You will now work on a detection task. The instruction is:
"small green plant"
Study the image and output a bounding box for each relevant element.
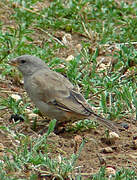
[0,120,85,179]
[0,96,29,120]
[67,119,97,132]
[0,0,136,178]
[92,167,137,180]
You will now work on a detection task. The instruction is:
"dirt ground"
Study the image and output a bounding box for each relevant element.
[0,0,137,179]
[0,74,137,179]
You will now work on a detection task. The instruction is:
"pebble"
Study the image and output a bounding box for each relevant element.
[75,44,82,52]
[11,94,22,101]
[100,147,113,153]
[109,132,119,139]
[106,166,116,176]
[64,33,72,41]
[120,122,129,129]
[62,33,72,45]
[66,55,74,61]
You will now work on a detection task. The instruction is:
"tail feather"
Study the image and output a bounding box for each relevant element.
[90,112,119,133]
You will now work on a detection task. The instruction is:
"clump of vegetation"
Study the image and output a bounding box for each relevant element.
[0,0,136,179]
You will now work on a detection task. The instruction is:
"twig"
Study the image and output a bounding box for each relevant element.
[81,21,92,40]
[89,88,106,98]
[13,3,44,17]
[96,57,105,68]
[103,42,137,49]
[0,90,20,93]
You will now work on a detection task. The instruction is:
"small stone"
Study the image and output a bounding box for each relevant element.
[28,113,38,119]
[109,132,120,139]
[101,147,113,153]
[106,166,116,176]
[20,80,24,85]
[64,33,72,41]
[11,94,22,101]
[62,33,72,45]
[101,132,119,145]
[120,122,129,129]
[75,44,82,52]
[66,55,74,61]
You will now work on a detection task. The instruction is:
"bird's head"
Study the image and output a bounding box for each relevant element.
[9,55,48,76]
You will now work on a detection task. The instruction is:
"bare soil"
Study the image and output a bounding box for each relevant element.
[0,71,137,179]
[0,0,137,179]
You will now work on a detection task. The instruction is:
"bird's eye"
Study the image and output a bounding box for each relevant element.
[21,60,26,64]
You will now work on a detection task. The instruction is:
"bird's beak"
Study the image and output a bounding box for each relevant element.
[8,59,18,66]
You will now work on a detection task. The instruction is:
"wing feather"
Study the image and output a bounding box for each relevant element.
[31,69,92,116]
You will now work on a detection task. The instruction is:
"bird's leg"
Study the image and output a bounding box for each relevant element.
[54,121,66,134]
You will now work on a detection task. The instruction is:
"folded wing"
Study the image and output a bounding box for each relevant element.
[32,69,92,116]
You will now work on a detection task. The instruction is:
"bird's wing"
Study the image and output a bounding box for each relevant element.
[31,69,92,116]
[31,69,119,133]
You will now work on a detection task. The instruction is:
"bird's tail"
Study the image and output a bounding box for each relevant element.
[90,112,119,134]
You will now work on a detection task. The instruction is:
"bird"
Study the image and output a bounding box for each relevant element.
[9,55,119,134]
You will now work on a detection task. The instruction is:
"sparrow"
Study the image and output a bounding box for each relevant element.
[10,55,119,133]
